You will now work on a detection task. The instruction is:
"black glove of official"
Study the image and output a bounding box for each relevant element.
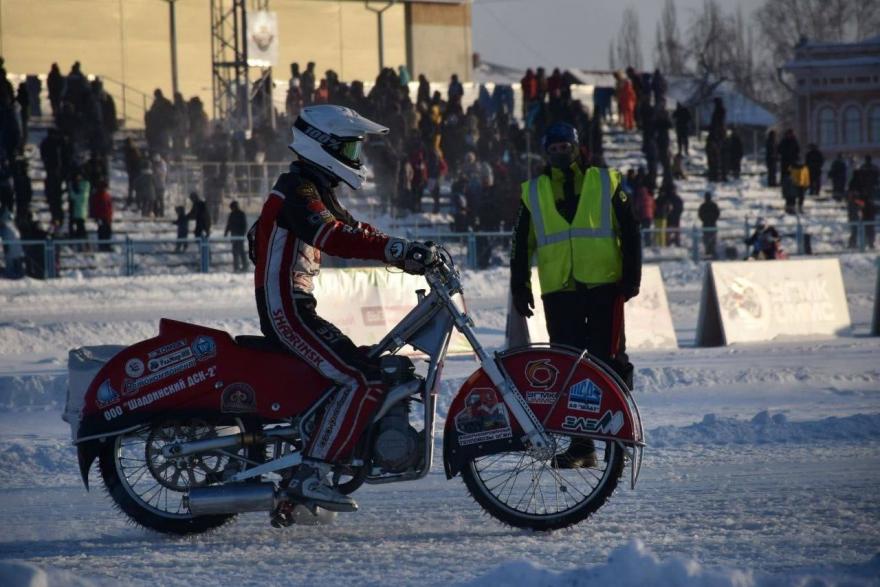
[512,288,534,318]
[385,238,438,275]
[618,282,639,301]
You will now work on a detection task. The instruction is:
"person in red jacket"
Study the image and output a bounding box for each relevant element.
[634,176,655,247]
[252,105,437,513]
[91,180,113,251]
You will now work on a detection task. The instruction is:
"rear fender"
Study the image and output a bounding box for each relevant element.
[68,320,234,444]
[77,440,103,490]
[443,345,645,487]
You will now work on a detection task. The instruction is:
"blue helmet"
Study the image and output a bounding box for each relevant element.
[542,122,578,152]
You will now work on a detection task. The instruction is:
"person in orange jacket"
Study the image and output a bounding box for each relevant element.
[618,79,636,131]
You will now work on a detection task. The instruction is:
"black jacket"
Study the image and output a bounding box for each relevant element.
[225,209,247,236]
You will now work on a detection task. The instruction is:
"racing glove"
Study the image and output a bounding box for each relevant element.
[512,287,534,318]
[385,238,439,275]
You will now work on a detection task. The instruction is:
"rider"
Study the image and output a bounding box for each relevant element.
[251,105,437,512]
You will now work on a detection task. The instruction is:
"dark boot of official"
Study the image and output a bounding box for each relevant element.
[552,437,598,469]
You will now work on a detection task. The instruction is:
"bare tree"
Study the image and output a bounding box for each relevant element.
[615,6,643,70]
[654,0,686,75]
[755,0,880,65]
[752,0,880,115]
[731,6,756,97]
[685,0,736,102]
[609,39,617,71]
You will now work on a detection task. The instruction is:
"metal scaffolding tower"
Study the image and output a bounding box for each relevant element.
[210,0,251,129]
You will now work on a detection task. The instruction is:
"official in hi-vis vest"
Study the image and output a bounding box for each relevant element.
[510,122,642,467]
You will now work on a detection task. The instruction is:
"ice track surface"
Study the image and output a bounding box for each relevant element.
[1,262,879,587]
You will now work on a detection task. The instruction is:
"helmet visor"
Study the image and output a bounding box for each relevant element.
[338,139,363,165]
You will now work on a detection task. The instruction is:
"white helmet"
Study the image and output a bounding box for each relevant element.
[289,105,389,189]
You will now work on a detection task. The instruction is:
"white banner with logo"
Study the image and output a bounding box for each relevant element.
[247,11,278,67]
[312,268,472,354]
[696,259,851,346]
[505,265,678,351]
[872,259,880,337]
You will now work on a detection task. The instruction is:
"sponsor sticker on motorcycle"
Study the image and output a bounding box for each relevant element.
[567,378,602,413]
[124,366,218,411]
[524,359,559,390]
[95,379,120,408]
[123,357,198,395]
[526,391,557,405]
[148,346,194,373]
[220,383,257,413]
[191,336,217,361]
[454,388,512,446]
[125,358,145,378]
[147,339,187,359]
[561,410,625,435]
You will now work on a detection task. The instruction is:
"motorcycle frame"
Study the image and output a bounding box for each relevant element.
[357,257,553,484]
[223,257,553,485]
[164,256,621,489]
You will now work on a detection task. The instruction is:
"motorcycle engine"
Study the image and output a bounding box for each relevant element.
[373,402,421,473]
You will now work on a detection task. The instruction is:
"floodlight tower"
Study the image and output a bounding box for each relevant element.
[210,0,251,131]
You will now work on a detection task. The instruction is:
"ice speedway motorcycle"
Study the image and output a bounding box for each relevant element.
[64,247,644,534]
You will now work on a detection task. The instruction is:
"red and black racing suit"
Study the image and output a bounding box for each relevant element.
[253,161,390,463]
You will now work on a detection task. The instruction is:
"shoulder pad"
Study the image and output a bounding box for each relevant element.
[274,172,321,201]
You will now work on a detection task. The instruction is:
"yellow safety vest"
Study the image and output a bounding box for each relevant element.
[521,167,622,294]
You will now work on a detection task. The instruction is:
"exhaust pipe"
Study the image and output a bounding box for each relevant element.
[186,483,280,515]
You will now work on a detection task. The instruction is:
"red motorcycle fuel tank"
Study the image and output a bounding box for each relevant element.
[75,319,329,443]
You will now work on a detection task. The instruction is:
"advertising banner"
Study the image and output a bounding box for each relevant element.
[247,11,278,67]
[696,259,851,346]
[313,268,472,354]
[873,259,879,337]
[505,265,678,350]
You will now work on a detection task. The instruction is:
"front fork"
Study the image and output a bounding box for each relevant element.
[436,282,556,458]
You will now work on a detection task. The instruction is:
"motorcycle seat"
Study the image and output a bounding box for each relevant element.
[234,335,289,354]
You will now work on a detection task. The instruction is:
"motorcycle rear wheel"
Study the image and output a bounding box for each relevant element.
[460,435,624,531]
[98,418,255,535]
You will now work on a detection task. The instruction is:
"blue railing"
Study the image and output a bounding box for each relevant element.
[1,221,877,279]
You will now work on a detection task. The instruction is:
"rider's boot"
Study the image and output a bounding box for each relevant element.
[287,462,358,513]
[552,438,598,469]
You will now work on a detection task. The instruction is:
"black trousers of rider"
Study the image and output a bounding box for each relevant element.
[542,284,633,389]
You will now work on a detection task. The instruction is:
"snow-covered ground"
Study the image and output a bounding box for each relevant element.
[1,253,879,586]
[3,116,878,585]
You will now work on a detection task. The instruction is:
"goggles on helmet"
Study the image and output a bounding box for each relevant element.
[294,116,364,169]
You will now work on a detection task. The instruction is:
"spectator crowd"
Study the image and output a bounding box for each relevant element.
[1,54,878,278]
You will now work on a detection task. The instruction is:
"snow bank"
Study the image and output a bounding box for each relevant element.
[460,539,880,587]
[460,540,754,587]
[0,561,101,587]
[636,363,880,393]
[649,411,880,447]
[0,437,81,488]
[0,373,68,410]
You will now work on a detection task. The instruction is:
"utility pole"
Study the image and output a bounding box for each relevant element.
[164,0,180,97]
[365,1,394,71]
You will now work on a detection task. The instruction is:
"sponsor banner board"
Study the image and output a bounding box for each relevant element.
[312,268,472,355]
[506,265,678,350]
[873,258,880,337]
[696,258,851,346]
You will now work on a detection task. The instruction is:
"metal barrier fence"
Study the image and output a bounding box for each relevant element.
[1,222,877,279]
[167,162,291,213]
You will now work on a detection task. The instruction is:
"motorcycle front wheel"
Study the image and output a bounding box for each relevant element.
[460,435,624,531]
